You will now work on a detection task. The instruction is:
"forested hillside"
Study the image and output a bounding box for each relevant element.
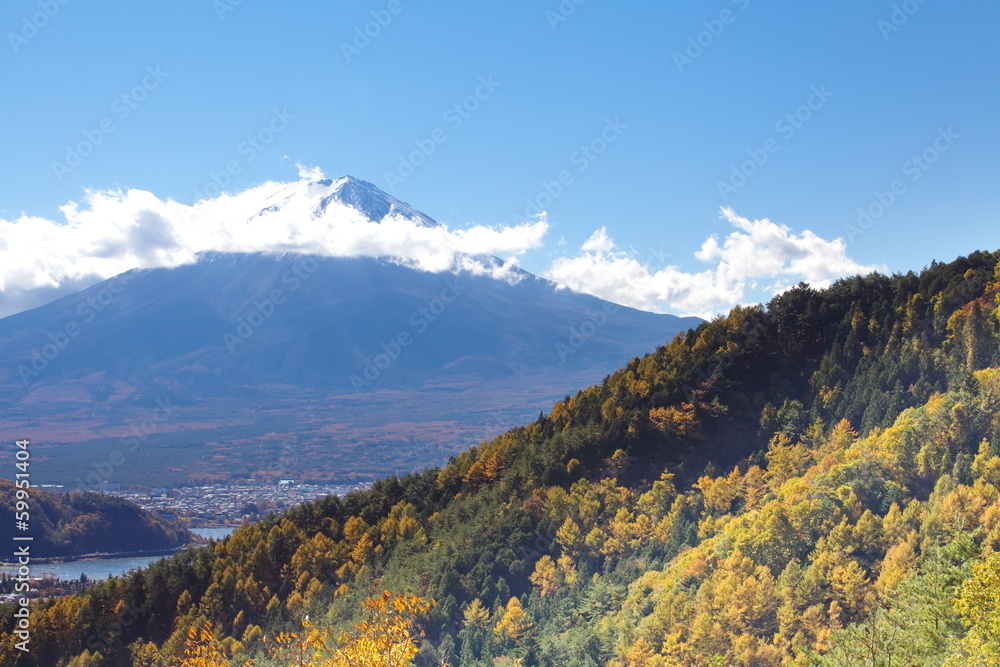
[3,250,999,666]
[0,481,195,559]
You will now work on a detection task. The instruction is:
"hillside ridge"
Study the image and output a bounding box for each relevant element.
[3,250,999,666]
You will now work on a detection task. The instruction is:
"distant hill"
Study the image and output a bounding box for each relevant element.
[0,480,195,559]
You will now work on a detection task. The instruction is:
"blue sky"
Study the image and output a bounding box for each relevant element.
[1,0,998,317]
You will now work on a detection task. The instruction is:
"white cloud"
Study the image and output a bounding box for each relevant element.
[296,162,325,180]
[546,208,882,319]
[0,170,548,318]
[581,227,615,253]
[0,171,882,322]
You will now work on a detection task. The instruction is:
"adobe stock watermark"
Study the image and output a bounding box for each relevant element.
[646,244,673,272]
[384,75,502,192]
[844,127,958,244]
[10,439,31,653]
[223,255,318,352]
[214,0,247,21]
[193,107,295,200]
[673,0,753,74]
[16,272,139,386]
[7,0,73,54]
[341,0,408,63]
[546,0,588,30]
[716,85,834,201]
[556,302,619,363]
[510,117,627,225]
[75,398,176,493]
[51,66,169,183]
[350,277,465,392]
[878,0,932,40]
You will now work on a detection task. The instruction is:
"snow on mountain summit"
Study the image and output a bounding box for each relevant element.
[253,175,437,228]
[318,176,438,228]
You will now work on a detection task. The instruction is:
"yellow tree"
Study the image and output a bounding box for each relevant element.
[556,516,583,553]
[177,623,249,667]
[529,555,561,597]
[949,553,1000,665]
[276,590,434,667]
[494,597,534,643]
[621,636,663,667]
[177,591,433,667]
[764,433,811,489]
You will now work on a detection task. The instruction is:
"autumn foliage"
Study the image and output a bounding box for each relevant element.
[177,591,432,667]
[4,251,1000,666]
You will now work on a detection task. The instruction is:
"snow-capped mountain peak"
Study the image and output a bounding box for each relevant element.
[253,175,437,228]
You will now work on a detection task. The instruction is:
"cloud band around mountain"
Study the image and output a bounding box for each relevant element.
[0,170,879,320]
[0,170,548,318]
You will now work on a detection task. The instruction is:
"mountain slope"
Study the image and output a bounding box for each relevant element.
[0,253,693,394]
[0,179,700,487]
[6,250,999,666]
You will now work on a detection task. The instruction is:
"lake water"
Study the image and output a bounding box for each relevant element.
[1,527,236,581]
[6,554,170,581]
[191,527,236,541]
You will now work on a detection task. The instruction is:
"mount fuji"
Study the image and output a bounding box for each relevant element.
[0,177,701,488]
[252,175,439,228]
